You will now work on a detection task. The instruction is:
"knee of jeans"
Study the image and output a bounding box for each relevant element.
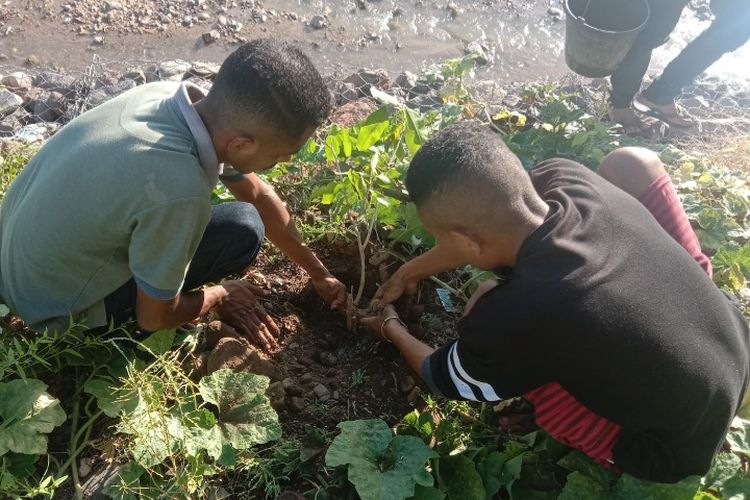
[233,203,265,260]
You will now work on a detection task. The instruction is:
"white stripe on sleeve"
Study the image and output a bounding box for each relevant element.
[446,343,481,401]
[450,343,502,402]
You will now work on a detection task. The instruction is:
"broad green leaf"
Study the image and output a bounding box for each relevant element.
[478,451,507,499]
[559,471,610,500]
[722,475,750,499]
[498,453,524,492]
[0,379,66,456]
[138,329,176,355]
[404,108,425,155]
[410,484,445,500]
[0,304,9,317]
[84,377,137,418]
[123,402,176,467]
[557,450,615,486]
[703,452,742,489]
[326,419,393,469]
[5,452,38,479]
[727,419,750,457]
[439,454,486,500]
[356,121,390,151]
[181,409,223,460]
[0,378,47,422]
[326,419,437,500]
[613,473,701,500]
[198,369,281,450]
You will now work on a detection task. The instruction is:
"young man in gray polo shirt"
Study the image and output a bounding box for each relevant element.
[0,39,345,350]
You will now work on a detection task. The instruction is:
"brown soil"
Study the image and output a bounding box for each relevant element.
[243,242,455,436]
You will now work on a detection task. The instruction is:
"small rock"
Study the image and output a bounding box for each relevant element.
[547,6,564,21]
[204,320,244,350]
[392,6,404,17]
[182,15,193,26]
[104,0,123,11]
[158,60,191,80]
[332,390,340,400]
[78,458,91,478]
[289,396,305,412]
[202,30,221,44]
[206,338,282,380]
[2,71,33,89]
[217,15,228,26]
[93,35,104,45]
[317,351,337,367]
[447,2,463,17]
[309,15,327,29]
[395,70,417,89]
[283,379,304,397]
[0,90,23,117]
[25,54,41,67]
[343,69,393,95]
[300,373,315,385]
[400,375,415,393]
[121,70,146,85]
[267,381,286,410]
[313,383,331,401]
[464,41,489,65]
[197,12,210,21]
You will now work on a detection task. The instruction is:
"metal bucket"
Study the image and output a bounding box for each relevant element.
[564,0,651,78]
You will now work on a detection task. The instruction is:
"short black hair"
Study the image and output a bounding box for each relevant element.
[207,39,332,139]
[406,121,527,209]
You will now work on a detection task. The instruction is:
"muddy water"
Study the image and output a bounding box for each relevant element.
[1,0,748,84]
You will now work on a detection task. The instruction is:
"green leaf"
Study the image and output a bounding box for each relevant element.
[559,471,610,500]
[410,484,445,500]
[326,419,437,500]
[84,377,137,418]
[439,454,486,500]
[498,454,524,492]
[703,452,742,490]
[722,475,750,499]
[138,329,176,355]
[181,409,223,460]
[557,450,615,486]
[5,453,38,479]
[478,451,507,499]
[727,419,750,457]
[612,474,701,500]
[356,121,390,151]
[198,369,281,450]
[0,304,9,317]
[0,379,66,456]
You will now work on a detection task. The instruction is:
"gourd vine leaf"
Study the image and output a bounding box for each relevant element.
[0,379,66,456]
[198,369,281,450]
[326,419,437,500]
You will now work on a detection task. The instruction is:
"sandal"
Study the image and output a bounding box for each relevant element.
[608,107,667,138]
[633,95,695,128]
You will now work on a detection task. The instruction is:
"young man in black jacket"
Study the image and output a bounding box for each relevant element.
[362,122,749,482]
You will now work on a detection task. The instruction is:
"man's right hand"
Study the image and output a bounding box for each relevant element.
[371,263,420,310]
[212,280,280,351]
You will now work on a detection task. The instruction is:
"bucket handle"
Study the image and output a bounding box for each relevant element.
[578,0,592,21]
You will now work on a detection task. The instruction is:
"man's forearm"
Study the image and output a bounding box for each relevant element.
[383,321,435,377]
[136,285,228,331]
[227,176,330,279]
[402,244,467,282]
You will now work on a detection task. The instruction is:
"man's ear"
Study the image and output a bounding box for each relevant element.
[449,227,483,261]
[226,136,260,157]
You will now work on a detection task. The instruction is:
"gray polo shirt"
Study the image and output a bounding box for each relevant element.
[0,81,241,332]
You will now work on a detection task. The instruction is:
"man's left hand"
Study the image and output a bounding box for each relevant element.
[312,274,347,311]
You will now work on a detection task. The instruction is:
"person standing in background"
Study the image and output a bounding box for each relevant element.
[608,0,750,133]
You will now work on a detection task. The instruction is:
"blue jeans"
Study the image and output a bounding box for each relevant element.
[102,202,264,329]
